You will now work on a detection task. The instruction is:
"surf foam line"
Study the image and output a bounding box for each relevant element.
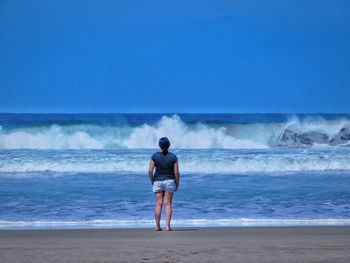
[1,149,350,174]
[0,115,350,149]
[1,218,350,229]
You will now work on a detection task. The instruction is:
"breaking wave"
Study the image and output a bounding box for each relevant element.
[0,115,349,149]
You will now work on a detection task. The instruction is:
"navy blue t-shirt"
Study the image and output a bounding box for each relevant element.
[151,151,178,181]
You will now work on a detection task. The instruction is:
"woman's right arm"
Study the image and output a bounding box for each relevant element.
[174,161,180,190]
[148,160,155,185]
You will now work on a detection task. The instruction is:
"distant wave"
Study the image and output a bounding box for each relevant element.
[0,115,350,149]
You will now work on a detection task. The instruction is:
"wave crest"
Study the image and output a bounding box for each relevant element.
[122,115,266,149]
[0,115,349,149]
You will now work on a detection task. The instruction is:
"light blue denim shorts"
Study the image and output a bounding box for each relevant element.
[152,179,177,193]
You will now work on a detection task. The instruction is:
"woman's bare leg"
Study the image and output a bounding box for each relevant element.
[155,191,164,231]
[164,192,173,231]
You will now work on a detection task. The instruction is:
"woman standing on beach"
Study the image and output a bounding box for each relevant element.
[148,137,180,231]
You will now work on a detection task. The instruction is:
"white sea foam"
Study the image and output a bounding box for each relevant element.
[121,115,268,149]
[0,125,105,149]
[1,218,349,229]
[1,149,350,174]
[0,115,349,149]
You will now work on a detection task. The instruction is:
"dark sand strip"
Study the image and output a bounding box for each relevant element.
[0,227,350,263]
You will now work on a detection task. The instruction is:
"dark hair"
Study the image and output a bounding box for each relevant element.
[159,137,170,155]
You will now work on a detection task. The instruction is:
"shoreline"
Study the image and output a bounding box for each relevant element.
[1,218,350,230]
[1,226,350,262]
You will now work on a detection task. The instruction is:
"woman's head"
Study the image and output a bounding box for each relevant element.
[159,137,170,154]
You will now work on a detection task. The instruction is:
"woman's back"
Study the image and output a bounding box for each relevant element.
[151,151,178,181]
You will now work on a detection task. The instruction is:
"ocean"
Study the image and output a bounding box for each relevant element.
[1,113,350,229]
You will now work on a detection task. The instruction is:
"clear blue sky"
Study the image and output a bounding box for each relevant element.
[1,0,349,113]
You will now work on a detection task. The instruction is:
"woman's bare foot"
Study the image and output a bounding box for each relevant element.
[155,226,162,231]
[165,226,172,231]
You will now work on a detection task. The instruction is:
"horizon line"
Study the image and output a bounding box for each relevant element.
[0,112,349,115]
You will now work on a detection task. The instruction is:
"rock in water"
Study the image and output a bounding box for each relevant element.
[330,127,350,146]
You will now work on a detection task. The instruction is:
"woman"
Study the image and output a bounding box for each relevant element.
[148,137,180,231]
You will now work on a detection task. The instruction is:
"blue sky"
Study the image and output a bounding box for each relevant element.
[1,0,349,113]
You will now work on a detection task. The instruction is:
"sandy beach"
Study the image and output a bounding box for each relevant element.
[0,226,349,263]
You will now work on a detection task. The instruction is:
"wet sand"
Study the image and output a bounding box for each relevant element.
[0,226,349,262]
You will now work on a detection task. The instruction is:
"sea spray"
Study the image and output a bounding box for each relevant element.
[0,114,350,149]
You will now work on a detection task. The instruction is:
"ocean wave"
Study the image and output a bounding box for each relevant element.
[0,115,350,149]
[1,149,350,174]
